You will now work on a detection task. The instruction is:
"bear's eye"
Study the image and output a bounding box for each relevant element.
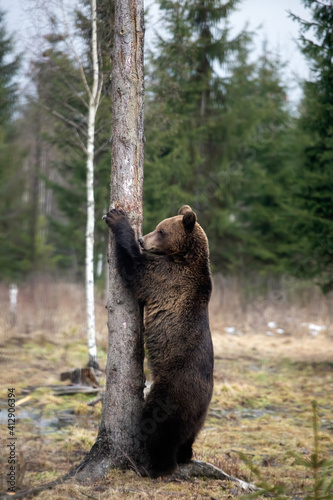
[158,230,165,237]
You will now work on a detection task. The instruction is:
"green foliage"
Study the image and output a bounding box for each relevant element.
[287,402,333,500]
[144,0,296,277]
[25,4,113,277]
[144,0,252,228]
[1,0,332,289]
[0,2,114,281]
[232,53,299,275]
[0,10,20,126]
[0,9,28,281]
[240,401,333,500]
[289,1,333,292]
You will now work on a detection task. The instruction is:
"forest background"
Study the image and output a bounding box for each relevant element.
[0,2,332,497]
[0,0,332,298]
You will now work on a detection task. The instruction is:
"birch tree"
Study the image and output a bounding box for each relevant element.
[51,0,103,368]
[30,0,104,368]
[84,0,103,369]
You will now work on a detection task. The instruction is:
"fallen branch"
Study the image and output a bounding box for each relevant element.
[21,384,101,396]
[53,385,101,396]
[87,392,104,406]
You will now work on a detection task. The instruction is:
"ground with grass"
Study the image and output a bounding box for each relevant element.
[0,278,332,499]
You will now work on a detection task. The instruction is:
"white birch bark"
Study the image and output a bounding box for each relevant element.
[85,0,102,369]
[9,284,18,327]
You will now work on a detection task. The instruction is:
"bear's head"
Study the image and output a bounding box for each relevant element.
[139,205,209,258]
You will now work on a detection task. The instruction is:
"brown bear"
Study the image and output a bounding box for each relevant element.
[104,205,214,477]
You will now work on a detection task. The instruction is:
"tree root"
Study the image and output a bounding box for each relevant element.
[173,460,257,492]
[0,459,257,498]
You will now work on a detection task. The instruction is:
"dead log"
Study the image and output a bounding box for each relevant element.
[52,384,101,396]
[60,367,100,387]
[21,384,101,396]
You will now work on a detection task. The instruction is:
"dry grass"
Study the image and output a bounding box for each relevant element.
[210,274,333,339]
[0,276,332,499]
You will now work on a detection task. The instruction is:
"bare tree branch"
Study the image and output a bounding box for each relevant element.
[62,102,87,124]
[40,103,88,153]
[95,139,111,156]
[56,70,89,110]
[59,0,92,99]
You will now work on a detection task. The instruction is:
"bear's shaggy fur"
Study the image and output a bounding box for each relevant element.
[104,205,214,477]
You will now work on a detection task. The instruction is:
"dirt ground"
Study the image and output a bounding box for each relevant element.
[0,280,332,499]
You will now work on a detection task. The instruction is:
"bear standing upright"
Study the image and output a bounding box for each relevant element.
[104,205,214,477]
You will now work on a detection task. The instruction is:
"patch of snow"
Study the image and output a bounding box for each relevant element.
[277,328,285,334]
[224,327,236,334]
[267,321,277,329]
[224,326,244,336]
[265,331,274,336]
[308,323,326,332]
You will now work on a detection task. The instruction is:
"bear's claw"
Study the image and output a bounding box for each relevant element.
[103,208,127,229]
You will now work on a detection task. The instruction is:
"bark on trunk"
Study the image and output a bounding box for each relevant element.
[74,0,145,480]
[31,108,42,270]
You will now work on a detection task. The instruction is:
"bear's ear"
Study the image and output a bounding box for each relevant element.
[182,210,197,233]
[178,205,193,216]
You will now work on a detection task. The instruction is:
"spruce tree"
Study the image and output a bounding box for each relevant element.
[233,50,297,276]
[144,0,294,276]
[290,0,333,292]
[144,0,252,238]
[0,10,26,280]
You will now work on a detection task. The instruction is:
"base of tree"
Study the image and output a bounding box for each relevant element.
[5,459,257,498]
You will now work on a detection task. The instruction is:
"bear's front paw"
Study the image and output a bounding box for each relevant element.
[102,208,127,230]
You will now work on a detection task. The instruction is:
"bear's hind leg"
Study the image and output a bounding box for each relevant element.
[142,401,181,477]
[144,419,180,477]
[147,435,178,478]
[176,437,194,464]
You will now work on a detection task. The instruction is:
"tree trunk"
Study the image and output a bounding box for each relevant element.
[31,107,42,271]
[85,0,101,369]
[9,283,18,327]
[85,99,97,368]
[74,0,145,480]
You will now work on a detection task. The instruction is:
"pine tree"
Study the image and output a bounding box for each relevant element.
[290,0,333,292]
[0,10,26,281]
